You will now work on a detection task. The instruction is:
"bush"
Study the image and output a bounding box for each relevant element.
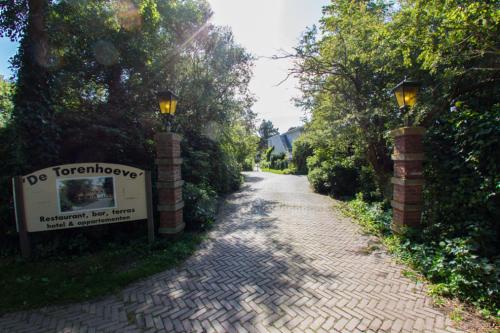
[242,157,254,171]
[268,152,288,170]
[181,132,242,194]
[307,155,360,198]
[344,195,500,314]
[259,160,270,169]
[264,146,274,162]
[423,103,499,255]
[400,237,500,311]
[0,124,19,254]
[291,136,313,174]
[183,182,217,231]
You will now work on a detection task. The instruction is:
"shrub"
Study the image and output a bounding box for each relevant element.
[242,157,254,171]
[283,166,297,175]
[264,146,274,162]
[183,182,217,231]
[291,136,313,174]
[268,152,288,170]
[307,155,360,198]
[181,132,242,194]
[400,237,500,311]
[345,195,500,314]
[259,160,270,169]
[0,124,19,254]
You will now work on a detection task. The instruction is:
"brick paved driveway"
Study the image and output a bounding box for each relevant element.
[0,172,464,333]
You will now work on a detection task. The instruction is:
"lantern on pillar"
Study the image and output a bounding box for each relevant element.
[391,77,420,126]
[157,90,178,132]
[389,77,425,233]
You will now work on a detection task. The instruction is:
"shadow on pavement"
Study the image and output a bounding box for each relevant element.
[120,192,338,332]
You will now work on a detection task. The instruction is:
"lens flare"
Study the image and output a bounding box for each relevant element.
[92,40,120,66]
[114,0,142,31]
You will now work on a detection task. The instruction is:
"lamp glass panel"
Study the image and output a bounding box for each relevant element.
[394,87,405,108]
[159,99,171,114]
[403,86,418,108]
[170,99,177,115]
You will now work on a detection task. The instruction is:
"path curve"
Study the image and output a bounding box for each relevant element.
[0,172,464,333]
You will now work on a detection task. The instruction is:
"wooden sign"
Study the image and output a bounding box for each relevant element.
[13,163,155,257]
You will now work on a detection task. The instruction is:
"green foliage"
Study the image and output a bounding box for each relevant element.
[294,1,397,198]
[264,146,274,163]
[423,103,500,253]
[183,182,217,231]
[305,133,379,199]
[221,123,259,172]
[242,158,254,172]
[400,238,500,312]
[0,76,16,251]
[0,0,257,253]
[295,0,499,313]
[261,167,296,175]
[0,76,13,127]
[344,196,500,314]
[291,136,313,175]
[307,154,358,198]
[181,132,242,195]
[0,233,204,313]
[258,119,279,150]
[266,152,288,171]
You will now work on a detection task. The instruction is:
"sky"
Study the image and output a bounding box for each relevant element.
[0,0,329,133]
[0,38,18,80]
[207,0,329,132]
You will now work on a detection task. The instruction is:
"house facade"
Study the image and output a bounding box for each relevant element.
[267,126,303,159]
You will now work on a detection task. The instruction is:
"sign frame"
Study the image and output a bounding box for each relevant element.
[13,164,155,258]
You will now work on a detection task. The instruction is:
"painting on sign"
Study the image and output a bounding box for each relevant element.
[57,177,116,213]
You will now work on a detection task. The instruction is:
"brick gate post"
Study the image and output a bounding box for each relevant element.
[390,127,425,233]
[155,132,185,236]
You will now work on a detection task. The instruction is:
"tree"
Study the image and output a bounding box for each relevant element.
[293,0,397,198]
[102,177,114,197]
[1,0,59,173]
[0,75,13,127]
[292,0,500,310]
[258,119,279,150]
[62,179,93,204]
[0,0,258,246]
[291,135,313,175]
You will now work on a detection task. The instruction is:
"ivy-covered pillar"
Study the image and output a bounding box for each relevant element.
[155,132,185,236]
[390,127,425,233]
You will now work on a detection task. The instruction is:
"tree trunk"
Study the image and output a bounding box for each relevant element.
[366,138,393,201]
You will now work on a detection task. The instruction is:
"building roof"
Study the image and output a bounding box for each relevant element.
[282,126,304,136]
[267,126,304,154]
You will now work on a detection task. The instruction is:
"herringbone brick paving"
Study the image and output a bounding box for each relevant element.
[0,172,465,333]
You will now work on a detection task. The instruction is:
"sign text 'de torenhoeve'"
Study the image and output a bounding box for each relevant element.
[17,163,148,232]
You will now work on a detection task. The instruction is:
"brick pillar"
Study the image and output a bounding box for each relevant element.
[155,132,185,236]
[390,127,425,233]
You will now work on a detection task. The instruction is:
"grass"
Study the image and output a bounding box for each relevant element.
[261,167,287,174]
[261,167,298,175]
[0,232,205,314]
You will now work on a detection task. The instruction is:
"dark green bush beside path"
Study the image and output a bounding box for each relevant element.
[342,195,499,319]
